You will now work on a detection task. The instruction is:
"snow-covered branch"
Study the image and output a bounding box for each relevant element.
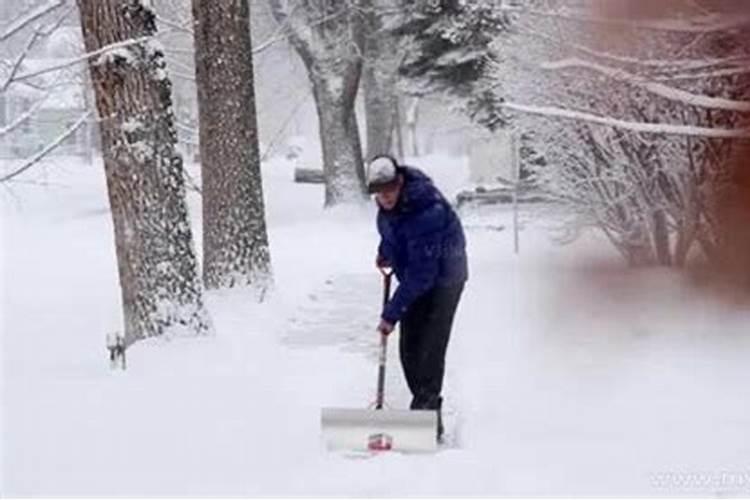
[0,112,93,184]
[516,24,750,71]
[1,7,73,91]
[539,57,750,112]
[269,0,356,60]
[268,0,315,55]
[656,67,750,82]
[500,5,750,33]
[502,101,750,139]
[252,30,287,55]
[155,13,192,34]
[11,36,151,84]
[0,0,67,41]
[0,93,50,138]
[1,29,40,92]
[163,46,194,56]
[175,121,197,136]
[169,69,195,82]
[484,0,748,266]
[154,11,284,55]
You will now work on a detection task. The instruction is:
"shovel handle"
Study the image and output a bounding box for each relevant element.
[375,334,387,410]
[375,270,393,410]
[380,268,392,307]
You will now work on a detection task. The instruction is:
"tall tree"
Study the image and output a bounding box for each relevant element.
[192,0,273,293]
[361,1,401,159]
[269,0,367,206]
[78,0,211,344]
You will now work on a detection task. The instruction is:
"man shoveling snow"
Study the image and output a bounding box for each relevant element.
[368,154,469,442]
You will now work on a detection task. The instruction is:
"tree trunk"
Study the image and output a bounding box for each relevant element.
[192,0,272,293]
[405,96,420,157]
[311,71,367,206]
[674,192,699,267]
[363,65,395,158]
[673,223,695,268]
[624,225,654,267]
[393,96,404,159]
[362,7,398,159]
[78,0,211,345]
[652,209,672,266]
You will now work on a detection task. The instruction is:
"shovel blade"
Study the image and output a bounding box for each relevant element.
[321,407,438,453]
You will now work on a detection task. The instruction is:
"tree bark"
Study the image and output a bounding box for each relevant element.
[192,0,273,293]
[405,96,420,157]
[362,5,399,159]
[78,0,211,345]
[310,62,367,205]
[652,209,672,266]
[393,96,404,159]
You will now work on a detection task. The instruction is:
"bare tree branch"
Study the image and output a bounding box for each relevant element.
[1,6,73,91]
[0,0,67,41]
[155,13,192,34]
[0,93,50,138]
[260,88,311,161]
[169,69,195,81]
[175,120,197,136]
[10,36,151,84]
[516,23,750,71]
[539,57,750,112]
[156,10,285,55]
[0,111,92,184]
[1,29,40,92]
[500,5,750,33]
[655,67,750,81]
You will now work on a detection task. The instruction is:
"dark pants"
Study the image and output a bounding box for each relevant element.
[399,283,464,412]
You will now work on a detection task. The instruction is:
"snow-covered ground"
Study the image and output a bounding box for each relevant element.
[2,154,749,496]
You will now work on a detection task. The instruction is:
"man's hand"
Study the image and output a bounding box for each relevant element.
[377,319,394,336]
[376,254,390,269]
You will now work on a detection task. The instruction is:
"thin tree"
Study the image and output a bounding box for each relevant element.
[77,0,211,344]
[192,0,273,293]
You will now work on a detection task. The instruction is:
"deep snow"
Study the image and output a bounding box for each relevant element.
[2,153,749,496]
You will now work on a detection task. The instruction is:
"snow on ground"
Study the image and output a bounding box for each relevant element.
[2,154,750,496]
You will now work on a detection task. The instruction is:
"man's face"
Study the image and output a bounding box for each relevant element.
[375,176,403,210]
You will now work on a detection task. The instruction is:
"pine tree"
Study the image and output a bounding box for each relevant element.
[395,0,510,130]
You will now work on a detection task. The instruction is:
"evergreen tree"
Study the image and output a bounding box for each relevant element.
[395,0,510,130]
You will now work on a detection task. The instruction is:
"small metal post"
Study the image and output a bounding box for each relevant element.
[118,336,126,370]
[107,332,126,370]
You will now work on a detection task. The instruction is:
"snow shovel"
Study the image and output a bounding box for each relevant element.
[320,268,438,453]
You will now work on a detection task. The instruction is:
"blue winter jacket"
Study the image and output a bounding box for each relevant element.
[377,166,468,325]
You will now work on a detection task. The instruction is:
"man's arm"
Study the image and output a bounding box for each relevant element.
[381,204,446,324]
[376,213,395,267]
